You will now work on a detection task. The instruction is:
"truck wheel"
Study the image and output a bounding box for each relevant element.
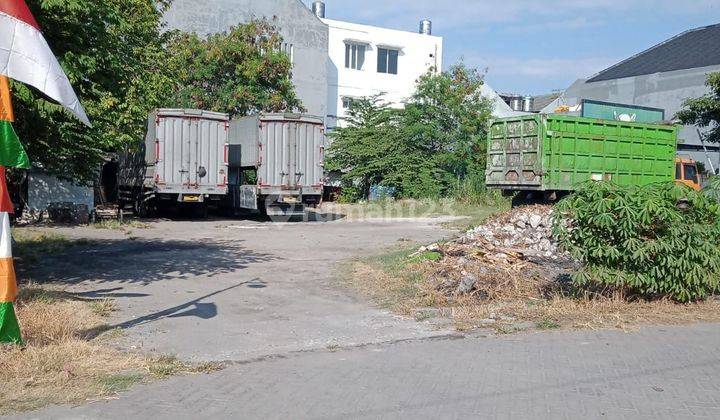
[192,204,209,219]
[134,195,156,218]
[511,192,529,207]
[134,197,148,218]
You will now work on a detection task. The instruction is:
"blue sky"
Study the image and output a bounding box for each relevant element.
[321,0,719,95]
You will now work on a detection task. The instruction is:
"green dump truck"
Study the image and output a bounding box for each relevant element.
[485,114,678,196]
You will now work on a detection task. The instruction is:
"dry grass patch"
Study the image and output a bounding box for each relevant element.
[0,285,222,415]
[93,220,151,231]
[347,256,720,334]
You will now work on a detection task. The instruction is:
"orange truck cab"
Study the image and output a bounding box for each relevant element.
[675,157,702,191]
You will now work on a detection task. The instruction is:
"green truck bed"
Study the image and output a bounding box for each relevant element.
[485,114,678,191]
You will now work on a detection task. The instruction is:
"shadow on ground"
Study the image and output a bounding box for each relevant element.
[17,238,277,285]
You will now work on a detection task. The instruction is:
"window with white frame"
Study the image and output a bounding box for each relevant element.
[344,43,366,70]
[377,48,399,75]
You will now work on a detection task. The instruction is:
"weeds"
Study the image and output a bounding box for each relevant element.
[12,230,82,264]
[344,253,720,334]
[93,220,150,231]
[536,318,561,330]
[97,373,144,394]
[146,355,186,378]
[89,299,117,318]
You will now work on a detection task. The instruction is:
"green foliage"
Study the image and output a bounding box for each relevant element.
[326,96,425,199]
[677,72,720,143]
[553,182,720,302]
[12,3,300,183]
[327,64,493,201]
[407,251,443,264]
[163,19,302,116]
[14,0,173,182]
[405,64,494,188]
[704,176,720,202]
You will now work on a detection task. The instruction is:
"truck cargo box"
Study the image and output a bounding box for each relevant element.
[119,109,229,202]
[228,113,325,214]
[486,115,678,192]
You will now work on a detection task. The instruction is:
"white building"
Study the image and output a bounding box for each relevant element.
[321,13,443,128]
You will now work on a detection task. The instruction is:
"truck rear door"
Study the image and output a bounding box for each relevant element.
[154,110,228,196]
[293,120,324,190]
[486,118,542,189]
[261,119,324,191]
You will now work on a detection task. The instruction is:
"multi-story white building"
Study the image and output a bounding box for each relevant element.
[165,1,445,130]
[319,5,443,128]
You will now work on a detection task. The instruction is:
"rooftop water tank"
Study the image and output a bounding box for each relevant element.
[311,1,325,19]
[522,96,534,113]
[419,19,432,35]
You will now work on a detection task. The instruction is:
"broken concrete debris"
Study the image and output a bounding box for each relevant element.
[412,205,575,299]
[462,205,559,258]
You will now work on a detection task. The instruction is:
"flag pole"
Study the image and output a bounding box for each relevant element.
[0,76,23,344]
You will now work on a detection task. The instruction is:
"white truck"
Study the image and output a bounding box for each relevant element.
[118,109,229,216]
[227,113,325,217]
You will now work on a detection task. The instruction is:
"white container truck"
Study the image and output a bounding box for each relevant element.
[227,113,325,217]
[118,109,229,216]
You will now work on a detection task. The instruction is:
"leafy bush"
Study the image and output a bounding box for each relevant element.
[704,176,720,203]
[553,182,720,302]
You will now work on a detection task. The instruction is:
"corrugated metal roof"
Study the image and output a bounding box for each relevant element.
[587,23,720,83]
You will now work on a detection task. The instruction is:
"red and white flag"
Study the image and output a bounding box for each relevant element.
[0,0,90,125]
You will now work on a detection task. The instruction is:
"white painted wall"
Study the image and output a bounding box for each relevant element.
[323,18,443,128]
[27,172,94,212]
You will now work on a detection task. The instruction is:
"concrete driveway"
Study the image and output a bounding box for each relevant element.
[20,214,458,361]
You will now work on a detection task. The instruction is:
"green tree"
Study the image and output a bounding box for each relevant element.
[12,0,173,182]
[325,96,433,200]
[326,64,493,201]
[12,4,301,183]
[677,72,720,143]
[164,19,303,116]
[404,64,494,194]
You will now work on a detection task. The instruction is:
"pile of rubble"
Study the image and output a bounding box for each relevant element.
[459,205,559,258]
[415,205,575,299]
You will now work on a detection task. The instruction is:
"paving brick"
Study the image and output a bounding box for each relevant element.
[13,323,720,420]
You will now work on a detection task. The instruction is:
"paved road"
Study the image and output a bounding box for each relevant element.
[18,323,720,419]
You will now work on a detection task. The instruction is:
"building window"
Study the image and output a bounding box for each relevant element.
[342,97,355,109]
[377,48,399,74]
[344,43,366,70]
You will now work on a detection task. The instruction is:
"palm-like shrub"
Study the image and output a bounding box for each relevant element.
[553,182,720,302]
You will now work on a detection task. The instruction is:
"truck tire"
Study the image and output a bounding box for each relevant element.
[134,193,156,218]
[134,196,149,218]
[194,204,209,219]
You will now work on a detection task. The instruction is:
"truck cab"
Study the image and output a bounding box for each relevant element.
[675,157,701,191]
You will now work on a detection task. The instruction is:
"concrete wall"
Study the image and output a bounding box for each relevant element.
[323,18,443,128]
[541,65,720,170]
[27,172,94,212]
[163,0,329,121]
